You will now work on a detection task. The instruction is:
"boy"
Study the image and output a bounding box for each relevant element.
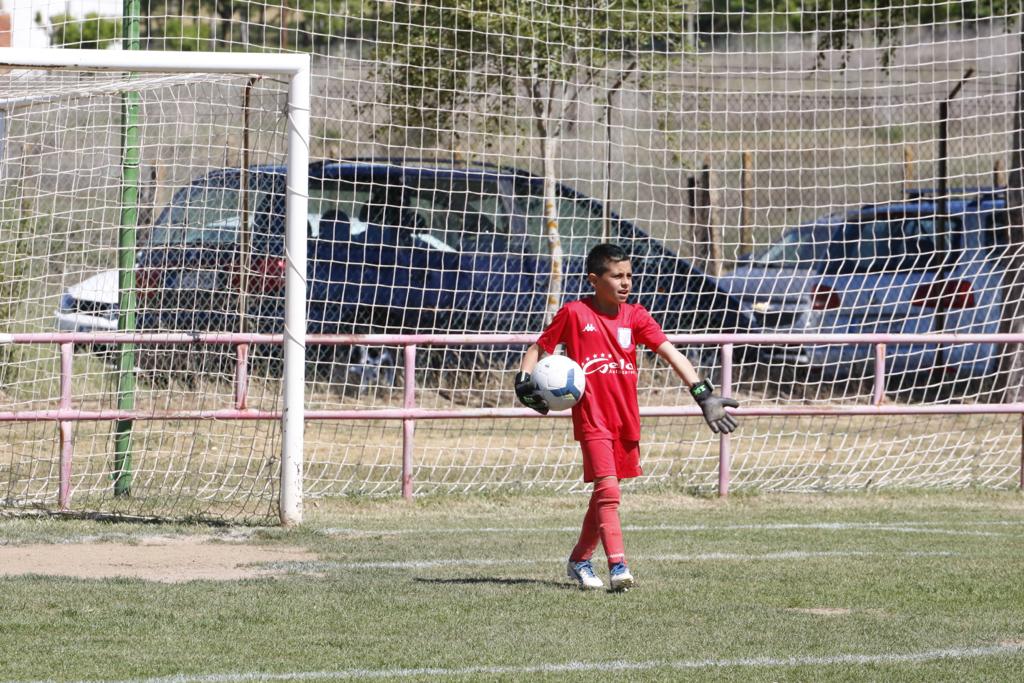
[515,243,739,592]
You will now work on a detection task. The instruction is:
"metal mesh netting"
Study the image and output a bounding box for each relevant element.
[2,4,1023,521]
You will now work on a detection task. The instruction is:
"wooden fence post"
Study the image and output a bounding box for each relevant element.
[740,151,753,257]
[995,158,1008,188]
[686,174,697,262]
[695,157,722,277]
[903,145,915,196]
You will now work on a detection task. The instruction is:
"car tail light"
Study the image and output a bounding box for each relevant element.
[230,257,287,294]
[135,269,161,299]
[249,256,287,294]
[912,279,976,310]
[811,283,840,310]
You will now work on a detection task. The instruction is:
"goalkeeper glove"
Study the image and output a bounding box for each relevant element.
[690,379,739,434]
[514,371,549,415]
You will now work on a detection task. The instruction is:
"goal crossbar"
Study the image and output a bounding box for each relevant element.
[0,48,310,77]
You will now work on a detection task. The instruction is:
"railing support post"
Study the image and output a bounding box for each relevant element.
[402,344,416,500]
[719,342,734,497]
[873,343,886,405]
[58,342,74,510]
[235,342,249,410]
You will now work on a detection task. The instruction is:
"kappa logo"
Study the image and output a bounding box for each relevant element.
[582,323,597,332]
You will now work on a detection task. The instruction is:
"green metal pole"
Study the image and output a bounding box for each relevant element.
[113,0,141,497]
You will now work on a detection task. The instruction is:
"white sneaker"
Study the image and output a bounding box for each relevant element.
[609,562,634,592]
[566,559,604,591]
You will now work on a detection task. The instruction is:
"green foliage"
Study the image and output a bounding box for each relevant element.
[870,124,905,144]
[53,1,1022,54]
[695,1,1019,68]
[35,12,120,49]
[139,0,371,53]
[697,1,1022,37]
[154,17,216,51]
[0,196,31,385]
[808,1,1021,68]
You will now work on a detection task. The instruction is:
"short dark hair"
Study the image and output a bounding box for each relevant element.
[586,243,630,276]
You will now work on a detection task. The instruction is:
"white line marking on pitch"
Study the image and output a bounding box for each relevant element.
[629,523,1012,537]
[324,522,1016,538]
[8,643,1022,683]
[316,550,955,571]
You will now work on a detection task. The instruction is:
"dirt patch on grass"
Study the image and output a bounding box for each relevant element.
[784,607,890,617]
[785,607,853,616]
[0,536,317,583]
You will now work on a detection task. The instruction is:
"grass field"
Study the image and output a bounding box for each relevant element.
[2,490,1023,682]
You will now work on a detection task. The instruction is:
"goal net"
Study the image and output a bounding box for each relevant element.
[1,3,1022,520]
[0,50,310,523]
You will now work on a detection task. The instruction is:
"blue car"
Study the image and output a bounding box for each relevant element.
[718,188,1009,389]
[130,159,748,377]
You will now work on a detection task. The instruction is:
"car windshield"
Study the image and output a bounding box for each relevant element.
[403,178,616,256]
[750,223,834,268]
[145,170,618,256]
[826,215,956,274]
[147,185,244,245]
[146,172,285,246]
[400,178,514,252]
[520,190,609,256]
[307,182,376,238]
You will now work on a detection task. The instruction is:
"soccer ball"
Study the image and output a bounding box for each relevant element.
[532,354,586,411]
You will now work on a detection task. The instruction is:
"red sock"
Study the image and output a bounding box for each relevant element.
[569,478,625,566]
[569,497,599,562]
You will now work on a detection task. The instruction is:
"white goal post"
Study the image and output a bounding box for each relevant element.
[0,49,310,525]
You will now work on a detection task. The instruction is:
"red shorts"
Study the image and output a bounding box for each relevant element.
[580,438,642,483]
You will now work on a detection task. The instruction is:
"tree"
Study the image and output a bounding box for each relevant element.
[138,0,370,53]
[370,0,685,320]
[694,1,1020,44]
[35,12,120,49]
[797,1,1021,68]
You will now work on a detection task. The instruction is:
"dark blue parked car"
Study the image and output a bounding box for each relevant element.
[130,159,747,378]
[718,188,1010,389]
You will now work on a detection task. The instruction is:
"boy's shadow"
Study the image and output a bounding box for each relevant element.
[414,576,573,590]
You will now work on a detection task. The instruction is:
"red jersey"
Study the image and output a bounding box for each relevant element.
[536,297,668,441]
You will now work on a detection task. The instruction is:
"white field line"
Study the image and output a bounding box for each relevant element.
[324,521,1019,538]
[315,550,955,571]
[8,643,1023,683]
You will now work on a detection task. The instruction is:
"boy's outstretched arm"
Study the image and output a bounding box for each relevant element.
[654,341,739,434]
[514,343,550,415]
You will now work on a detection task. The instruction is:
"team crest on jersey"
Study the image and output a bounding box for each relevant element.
[617,327,632,349]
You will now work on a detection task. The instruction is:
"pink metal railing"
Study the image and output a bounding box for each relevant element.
[2,331,1023,504]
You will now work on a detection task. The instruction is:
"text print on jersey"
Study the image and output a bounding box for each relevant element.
[582,353,636,375]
